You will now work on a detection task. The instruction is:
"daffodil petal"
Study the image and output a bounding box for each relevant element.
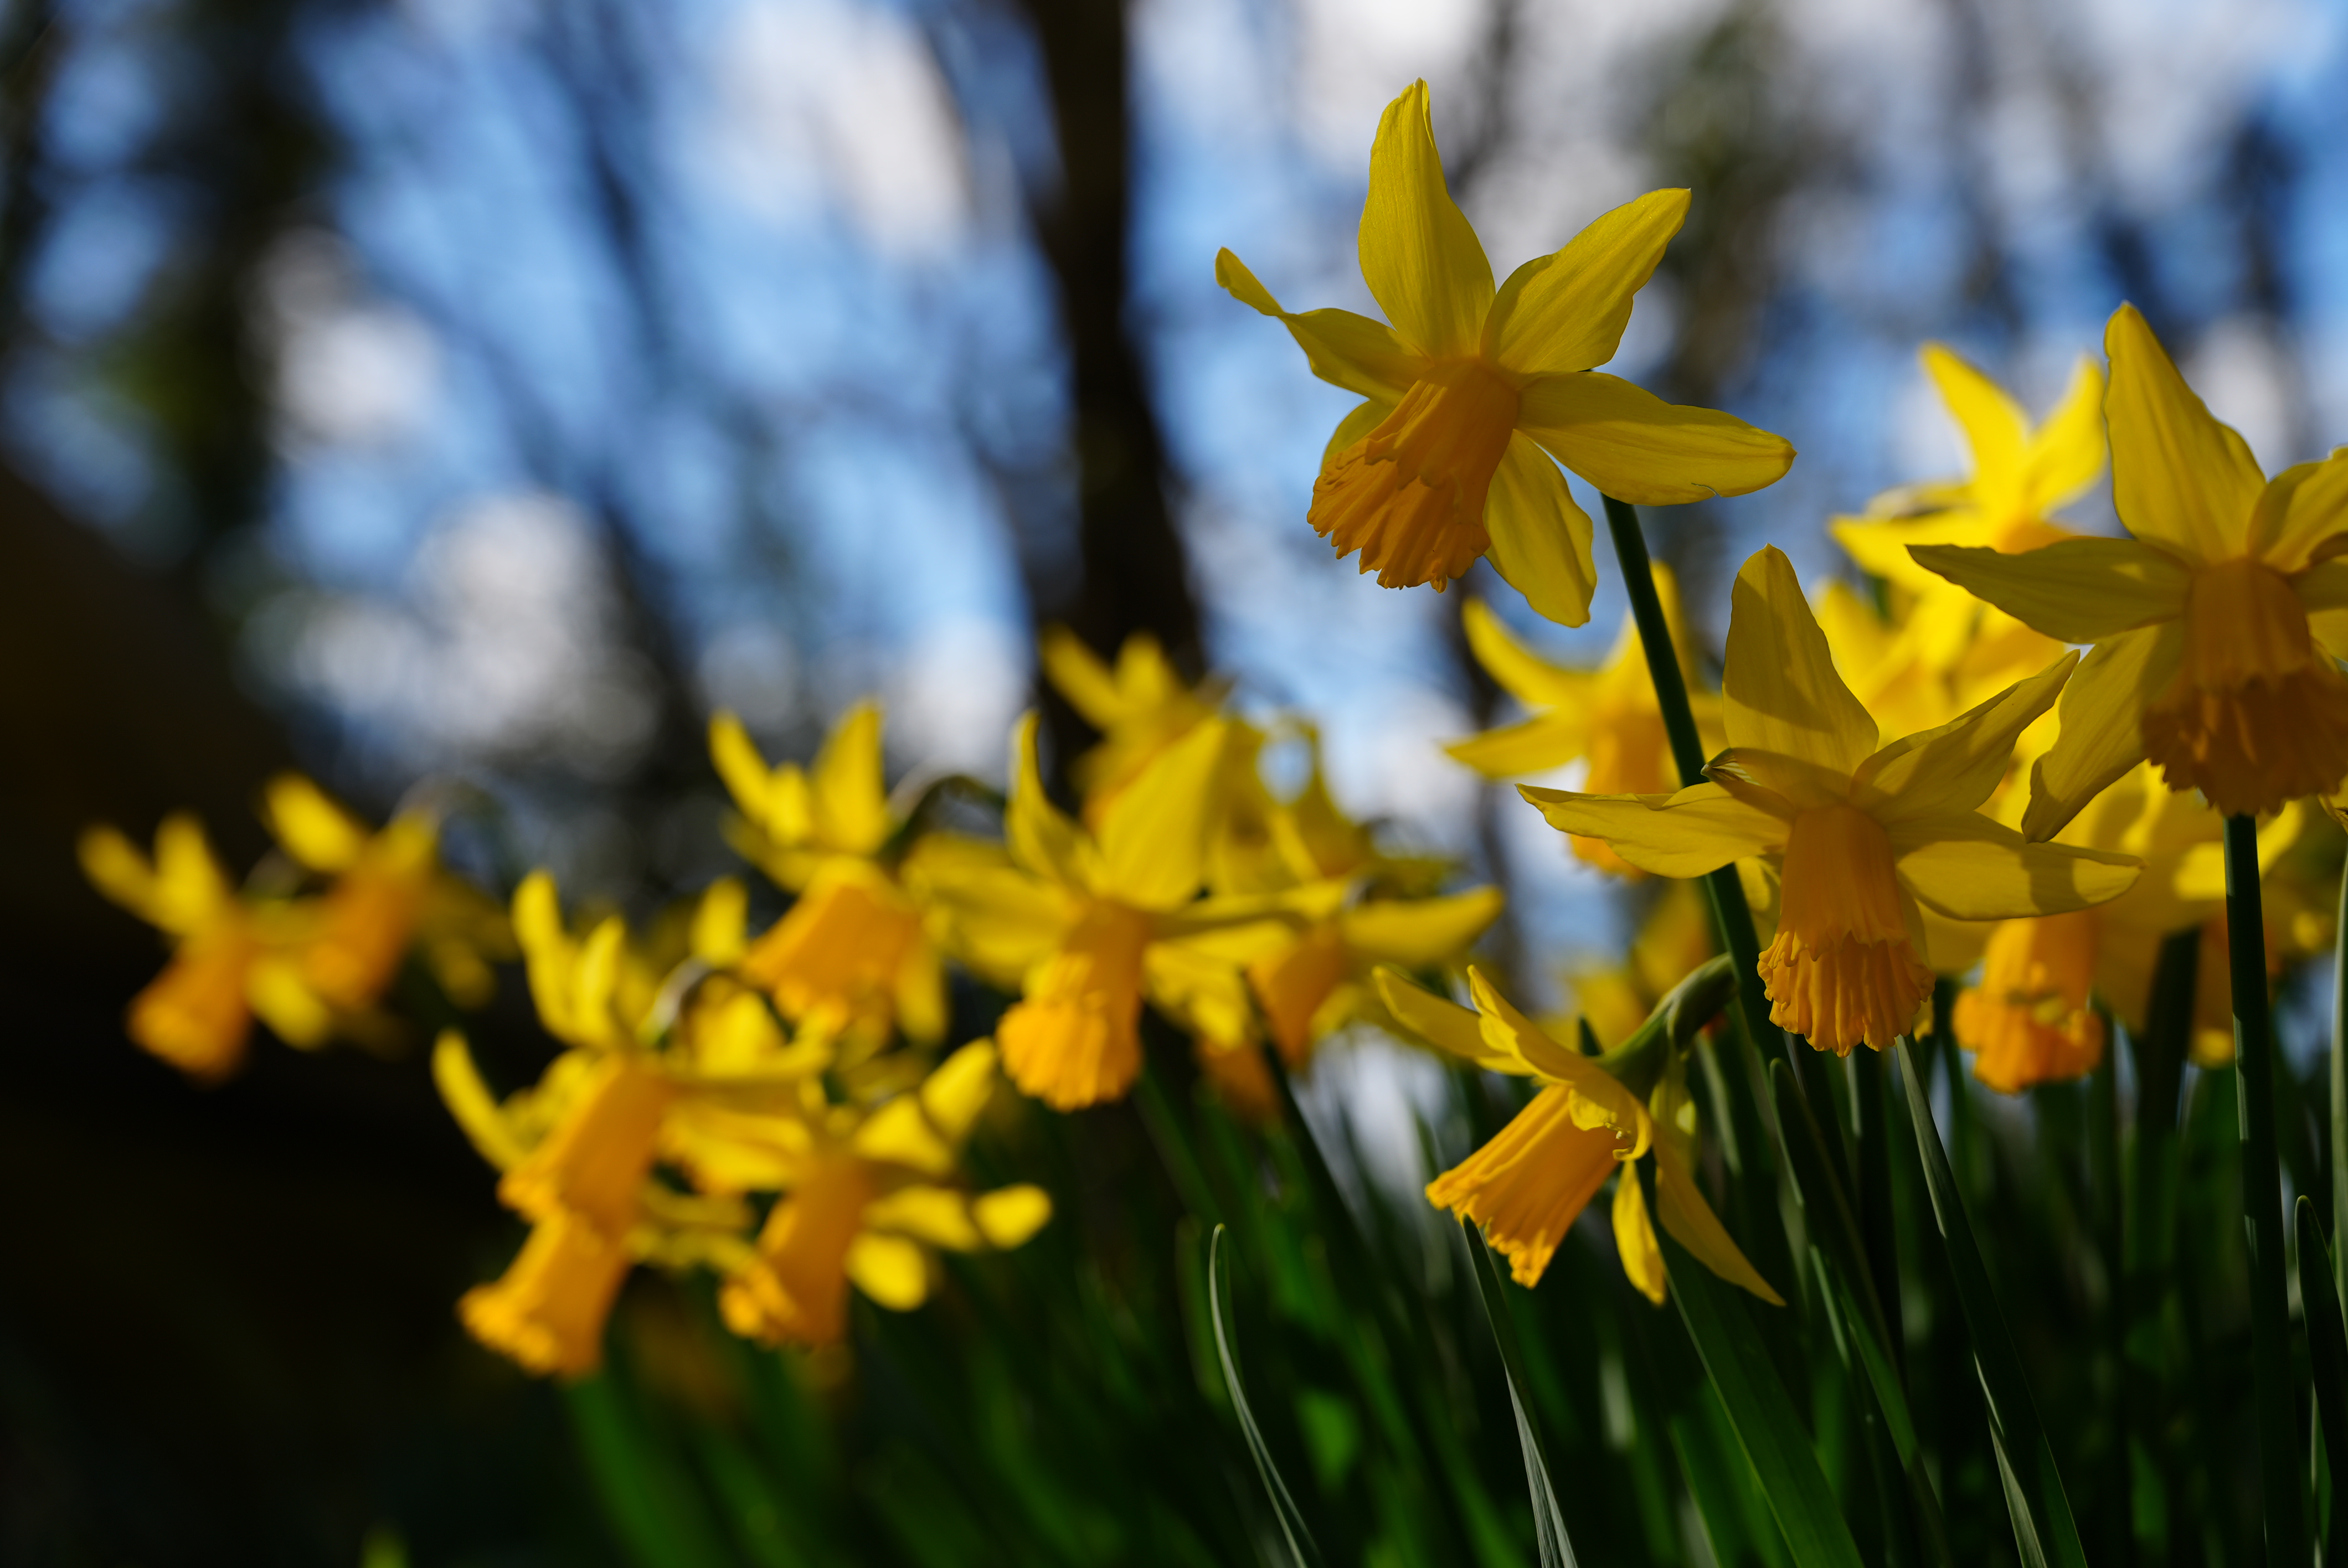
[2298,559,2348,616]
[1460,584,1592,708]
[1854,651,2077,824]
[1006,714,1095,890]
[2019,623,2182,842]
[1342,886,1504,967]
[1321,398,1394,474]
[1891,814,2140,921]
[1098,719,1226,910]
[1481,433,1597,626]
[2020,353,2109,514]
[1922,342,2028,497]
[1483,188,1689,375]
[845,1232,930,1311]
[1357,80,1493,359]
[1832,510,1998,593]
[1038,626,1123,730]
[1612,1167,1666,1305]
[1906,537,2191,643]
[974,1185,1053,1247]
[1469,970,1646,1137]
[1374,964,1529,1074]
[1517,373,1795,505]
[1214,248,1425,400]
[1655,1138,1784,1305]
[1722,545,1878,775]
[1445,713,1590,777]
[2255,448,2348,573]
[2106,302,2264,564]
[812,702,891,855]
[1518,782,1788,877]
[261,774,369,871]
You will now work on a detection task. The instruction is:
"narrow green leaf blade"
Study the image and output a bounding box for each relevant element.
[2297,1197,2348,1512]
[1893,1039,2088,1568]
[1209,1225,1325,1568]
[1462,1220,1578,1567]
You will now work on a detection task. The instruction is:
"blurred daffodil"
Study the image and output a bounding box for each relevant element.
[923,715,1300,1109]
[1915,303,2348,829]
[1446,569,1718,875]
[711,703,948,1044]
[1039,626,1222,822]
[1523,546,2139,1054]
[1380,960,1778,1307]
[1218,80,1791,626]
[80,814,330,1080]
[1834,344,2103,675]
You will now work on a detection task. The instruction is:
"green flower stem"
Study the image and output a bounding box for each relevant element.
[2332,863,2348,1311]
[1599,494,1783,1065]
[2225,812,2309,1566]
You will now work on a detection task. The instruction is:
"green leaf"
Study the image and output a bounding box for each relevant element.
[1208,1224,1325,1568]
[1893,1039,2088,1568]
[1461,1220,1577,1567]
[2298,1198,2348,1521]
[566,1374,740,1568]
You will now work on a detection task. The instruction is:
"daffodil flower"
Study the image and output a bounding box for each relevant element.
[922,715,1303,1110]
[1834,344,2104,675]
[260,773,513,1010]
[1913,304,2348,829]
[1522,546,2140,1054]
[711,703,949,1043]
[79,814,330,1080]
[1217,80,1793,626]
[1377,962,1779,1306]
[718,1040,1052,1347]
[1039,627,1224,822]
[1445,566,1719,875]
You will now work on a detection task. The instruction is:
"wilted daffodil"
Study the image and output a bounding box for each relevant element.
[1379,958,1779,1307]
[1217,80,1792,626]
[1834,344,2104,675]
[719,1040,1052,1348]
[80,814,331,1080]
[260,773,512,1011]
[1914,303,2348,830]
[1039,627,1223,823]
[711,703,948,1044]
[1446,568,1718,876]
[923,715,1299,1110]
[1524,546,2140,1055]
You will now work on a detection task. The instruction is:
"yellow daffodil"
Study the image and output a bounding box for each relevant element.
[260,773,513,1010]
[1914,304,2348,829]
[1378,962,1779,1306]
[922,715,1300,1110]
[710,703,948,1043]
[1522,546,2140,1054]
[718,1041,1052,1347]
[1446,568,1720,876]
[79,814,331,1080]
[1217,80,1793,626]
[1834,344,2104,675]
[1038,627,1224,817]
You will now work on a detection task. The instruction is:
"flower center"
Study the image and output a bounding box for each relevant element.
[1757,803,1931,1055]
[1951,911,2104,1094]
[997,899,1154,1109]
[2143,556,2348,816]
[1309,359,1520,591]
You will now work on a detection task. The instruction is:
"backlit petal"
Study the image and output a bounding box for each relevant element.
[1374,964,1531,1074]
[845,1232,930,1311]
[1891,814,2140,921]
[1342,886,1504,966]
[1722,545,1877,775]
[1655,1138,1784,1305]
[1356,81,1493,358]
[1215,249,1425,400]
[1470,969,1648,1138]
[1005,714,1096,890]
[1907,537,2191,643]
[1097,719,1226,910]
[2019,353,2109,514]
[1484,188,1689,375]
[1855,652,2076,824]
[1517,373,1794,504]
[1480,432,1597,626]
[1445,713,1589,777]
[2019,623,2183,841]
[1321,398,1394,476]
[1518,781,1788,876]
[1037,626,1122,730]
[2253,448,2348,573]
[1613,1168,1665,1304]
[2106,302,2264,564]
[812,702,891,855]
[1922,343,2027,496]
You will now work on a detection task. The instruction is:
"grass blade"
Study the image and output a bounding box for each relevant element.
[2300,1198,2348,1546]
[1461,1219,1577,1567]
[1893,1038,2088,1568]
[1208,1224,1324,1568]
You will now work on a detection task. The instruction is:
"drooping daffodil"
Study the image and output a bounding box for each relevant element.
[1913,303,2348,831]
[1522,546,2141,1055]
[1218,80,1793,626]
[1379,957,1779,1307]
